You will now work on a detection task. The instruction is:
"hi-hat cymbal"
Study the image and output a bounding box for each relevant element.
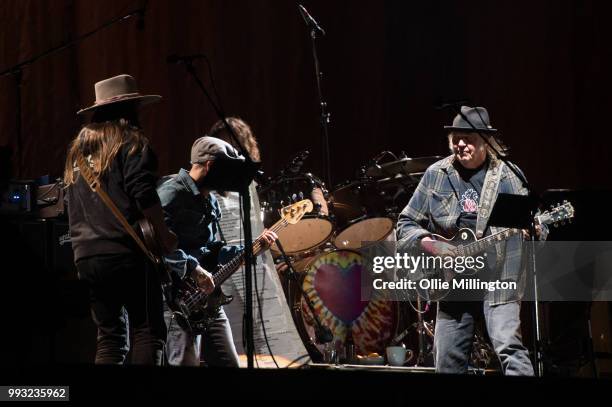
[366,156,442,178]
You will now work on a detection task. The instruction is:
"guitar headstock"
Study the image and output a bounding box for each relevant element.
[536,200,575,227]
[280,199,313,224]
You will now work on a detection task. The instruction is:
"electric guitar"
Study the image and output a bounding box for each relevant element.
[170,199,313,334]
[411,201,575,301]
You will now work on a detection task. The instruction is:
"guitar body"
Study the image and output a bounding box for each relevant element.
[137,218,176,308]
[171,271,234,335]
[415,228,479,302]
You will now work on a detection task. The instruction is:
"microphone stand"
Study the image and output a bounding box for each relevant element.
[275,238,333,360]
[175,59,259,368]
[449,104,545,376]
[301,12,332,189]
[0,4,147,178]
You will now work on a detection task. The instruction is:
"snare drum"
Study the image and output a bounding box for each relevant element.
[258,173,334,255]
[288,249,399,361]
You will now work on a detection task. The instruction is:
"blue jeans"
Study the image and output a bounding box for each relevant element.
[434,301,534,375]
[164,306,239,367]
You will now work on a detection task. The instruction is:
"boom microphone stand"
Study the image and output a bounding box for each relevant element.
[275,238,333,360]
[171,57,259,368]
[298,4,332,188]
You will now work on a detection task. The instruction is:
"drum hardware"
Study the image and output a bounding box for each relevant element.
[280,149,310,176]
[274,238,334,351]
[412,297,435,366]
[258,172,334,255]
[331,178,395,250]
[387,296,435,367]
[365,155,443,178]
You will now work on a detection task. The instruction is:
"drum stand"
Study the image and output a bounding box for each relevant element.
[275,239,334,349]
[413,296,434,367]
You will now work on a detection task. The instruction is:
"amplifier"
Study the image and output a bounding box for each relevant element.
[51,220,78,280]
[36,181,65,218]
[0,180,36,214]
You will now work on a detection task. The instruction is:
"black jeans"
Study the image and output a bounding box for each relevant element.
[76,252,166,365]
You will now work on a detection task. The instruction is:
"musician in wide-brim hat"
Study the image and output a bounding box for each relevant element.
[64,74,177,365]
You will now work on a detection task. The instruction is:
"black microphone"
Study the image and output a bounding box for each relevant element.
[298,4,326,36]
[434,99,471,110]
[166,54,206,64]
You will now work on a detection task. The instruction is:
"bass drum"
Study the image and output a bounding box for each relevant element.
[288,249,399,361]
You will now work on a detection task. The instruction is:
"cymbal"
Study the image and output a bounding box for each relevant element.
[365,156,442,178]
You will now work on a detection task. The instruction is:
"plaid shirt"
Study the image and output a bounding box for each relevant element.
[396,154,542,304]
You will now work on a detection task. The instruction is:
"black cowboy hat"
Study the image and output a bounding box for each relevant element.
[444,106,497,133]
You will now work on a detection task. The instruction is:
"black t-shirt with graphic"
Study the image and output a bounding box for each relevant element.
[454,160,488,232]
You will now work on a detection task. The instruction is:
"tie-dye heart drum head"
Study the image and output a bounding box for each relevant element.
[290,249,399,361]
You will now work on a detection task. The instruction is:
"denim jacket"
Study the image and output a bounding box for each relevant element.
[396,154,547,304]
[157,169,240,280]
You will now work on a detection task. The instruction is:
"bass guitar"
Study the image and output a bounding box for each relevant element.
[171,199,313,334]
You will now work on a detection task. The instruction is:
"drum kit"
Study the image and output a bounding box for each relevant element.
[257,151,442,364]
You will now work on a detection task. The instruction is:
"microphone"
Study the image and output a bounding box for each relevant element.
[166,54,206,64]
[298,4,326,36]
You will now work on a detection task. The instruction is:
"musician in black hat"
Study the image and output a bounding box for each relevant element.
[397,106,546,375]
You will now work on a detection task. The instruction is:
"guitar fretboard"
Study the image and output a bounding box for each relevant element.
[186,217,292,311]
[212,218,288,287]
[458,228,521,257]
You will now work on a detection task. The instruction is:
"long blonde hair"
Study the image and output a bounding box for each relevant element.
[64,119,148,186]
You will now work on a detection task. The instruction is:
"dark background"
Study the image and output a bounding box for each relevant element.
[1,0,611,191]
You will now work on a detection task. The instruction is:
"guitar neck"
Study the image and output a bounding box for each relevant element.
[460,228,521,257]
[212,218,288,287]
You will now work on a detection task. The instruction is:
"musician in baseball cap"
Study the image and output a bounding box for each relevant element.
[157,135,276,366]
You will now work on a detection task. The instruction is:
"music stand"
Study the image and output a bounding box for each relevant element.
[488,193,539,230]
[486,192,544,375]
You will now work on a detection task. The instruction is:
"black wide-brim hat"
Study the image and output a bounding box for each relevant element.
[444,106,497,133]
[77,74,161,115]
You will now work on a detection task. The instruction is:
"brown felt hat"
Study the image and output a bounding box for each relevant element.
[77,74,161,115]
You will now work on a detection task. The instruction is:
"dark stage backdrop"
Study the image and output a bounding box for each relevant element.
[1,0,611,192]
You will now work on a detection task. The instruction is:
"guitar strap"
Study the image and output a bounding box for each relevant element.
[75,152,157,264]
[475,156,504,239]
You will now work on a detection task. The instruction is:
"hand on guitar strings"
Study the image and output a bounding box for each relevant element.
[522,224,543,240]
[420,236,458,257]
[260,229,279,250]
[193,265,215,294]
